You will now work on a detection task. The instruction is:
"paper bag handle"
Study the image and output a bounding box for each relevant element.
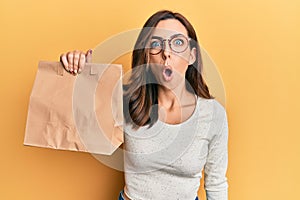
[56,62,102,76]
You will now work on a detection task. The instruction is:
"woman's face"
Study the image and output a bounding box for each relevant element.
[148,19,196,89]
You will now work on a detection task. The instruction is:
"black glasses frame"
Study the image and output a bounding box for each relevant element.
[149,34,191,55]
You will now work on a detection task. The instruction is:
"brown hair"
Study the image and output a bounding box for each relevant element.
[123,10,213,129]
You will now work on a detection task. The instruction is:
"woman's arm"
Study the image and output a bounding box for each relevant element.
[204,102,229,200]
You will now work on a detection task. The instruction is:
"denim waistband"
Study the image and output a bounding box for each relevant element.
[118,190,199,200]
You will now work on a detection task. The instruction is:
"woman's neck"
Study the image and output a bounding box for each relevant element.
[157,81,197,124]
[157,81,194,111]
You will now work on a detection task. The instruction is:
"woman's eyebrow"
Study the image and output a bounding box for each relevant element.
[151,33,186,39]
[170,33,185,38]
[151,36,163,40]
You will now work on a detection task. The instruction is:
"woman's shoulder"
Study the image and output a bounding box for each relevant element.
[197,96,227,121]
[196,97,228,138]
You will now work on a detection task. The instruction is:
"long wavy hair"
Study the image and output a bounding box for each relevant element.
[123,10,213,129]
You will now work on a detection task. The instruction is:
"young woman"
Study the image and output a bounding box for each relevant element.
[60,10,228,200]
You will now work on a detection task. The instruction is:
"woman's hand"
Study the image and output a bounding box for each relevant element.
[60,49,93,74]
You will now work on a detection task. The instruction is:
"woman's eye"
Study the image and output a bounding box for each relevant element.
[173,39,184,46]
[150,41,161,48]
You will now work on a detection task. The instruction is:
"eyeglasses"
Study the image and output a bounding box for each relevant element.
[148,34,190,55]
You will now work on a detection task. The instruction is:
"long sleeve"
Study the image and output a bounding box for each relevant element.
[204,103,229,200]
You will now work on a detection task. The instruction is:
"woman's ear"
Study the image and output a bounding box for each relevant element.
[188,47,197,65]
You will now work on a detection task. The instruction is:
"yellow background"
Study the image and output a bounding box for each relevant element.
[1,0,299,199]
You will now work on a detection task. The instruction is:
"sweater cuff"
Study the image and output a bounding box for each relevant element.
[206,189,228,200]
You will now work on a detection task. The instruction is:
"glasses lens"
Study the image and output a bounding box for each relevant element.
[148,35,189,55]
[149,39,163,55]
[170,35,189,53]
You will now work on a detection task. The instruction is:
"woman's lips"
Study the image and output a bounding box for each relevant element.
[162,66,173,82]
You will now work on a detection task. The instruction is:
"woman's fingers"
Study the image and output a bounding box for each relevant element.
[86,49,93,63]
[78,52,86,73]
[77,49,92,73]
[67,52,74,72]
[60,53,69,71]
[60,49,92,74]
[73,50,80,73]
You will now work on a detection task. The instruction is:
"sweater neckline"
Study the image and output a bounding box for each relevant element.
[156,96,201,127]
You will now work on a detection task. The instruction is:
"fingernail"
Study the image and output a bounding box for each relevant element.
[74,69,77,73]
[78,68,82,73]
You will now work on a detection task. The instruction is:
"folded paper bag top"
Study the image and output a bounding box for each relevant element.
[24,61,124,155]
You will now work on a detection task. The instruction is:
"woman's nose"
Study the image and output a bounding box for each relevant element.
[162,43,171,60]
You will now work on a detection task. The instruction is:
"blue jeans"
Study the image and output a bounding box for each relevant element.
[118,191,199,200]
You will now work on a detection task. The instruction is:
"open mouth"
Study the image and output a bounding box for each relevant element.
[162,68,173,81]
[165,68,173,77]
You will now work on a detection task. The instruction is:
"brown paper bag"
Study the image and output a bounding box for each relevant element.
[24,61,123,155]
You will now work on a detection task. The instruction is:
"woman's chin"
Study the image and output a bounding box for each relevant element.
[158,76,185,90]
[162,73,173,82]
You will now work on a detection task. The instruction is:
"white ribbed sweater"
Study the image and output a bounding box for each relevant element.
[123,97,228,200]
